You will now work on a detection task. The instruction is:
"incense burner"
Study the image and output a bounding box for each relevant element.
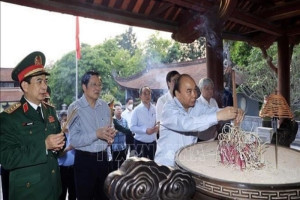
[175,141,300,199]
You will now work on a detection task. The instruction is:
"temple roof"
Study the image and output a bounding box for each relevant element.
[3,0,300,47]
[115,59,242,90]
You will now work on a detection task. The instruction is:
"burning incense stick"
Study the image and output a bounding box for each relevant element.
[231,69,238,126]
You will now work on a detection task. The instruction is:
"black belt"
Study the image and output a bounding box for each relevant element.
[60,165,74,169]
[75,150,107,157]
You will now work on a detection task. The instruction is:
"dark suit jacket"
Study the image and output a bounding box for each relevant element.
[0,96,62,200]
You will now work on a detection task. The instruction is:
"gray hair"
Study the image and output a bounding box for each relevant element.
[198,78,214,90]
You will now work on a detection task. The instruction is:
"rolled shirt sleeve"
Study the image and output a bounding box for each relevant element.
[160,98,218,133]
[155,98,219,167]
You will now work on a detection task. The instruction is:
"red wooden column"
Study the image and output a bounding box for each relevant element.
[277,35,290,105]
[206,27,224,107]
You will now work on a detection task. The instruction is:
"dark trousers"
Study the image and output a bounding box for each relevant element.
[134,139,156,160]
[126,133,135,156]
[74,150,109,200]
[1,167,9,200]
[112,149,127,171]
[59,166,76,200]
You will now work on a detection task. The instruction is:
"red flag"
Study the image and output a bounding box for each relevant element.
[76,16,81,60]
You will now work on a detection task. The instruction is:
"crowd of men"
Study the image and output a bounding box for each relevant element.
[0,51,243,200]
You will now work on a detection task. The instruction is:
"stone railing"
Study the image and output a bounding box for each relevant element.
[241,116,300,137]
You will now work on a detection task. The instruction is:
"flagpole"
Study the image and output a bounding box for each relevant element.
[75,54,78,100]
[75,16,80,100]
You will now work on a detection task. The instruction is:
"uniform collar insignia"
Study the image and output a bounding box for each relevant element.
[43,101,54,108]
[48,116,55,123]
[23,102,29,113]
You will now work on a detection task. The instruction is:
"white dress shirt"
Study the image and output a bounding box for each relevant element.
[156,91,172,122]
[198,95,219,108]
[121,108,133,127]
[197,95,219,141]
[130,102,157,143]
[154,97,218,167]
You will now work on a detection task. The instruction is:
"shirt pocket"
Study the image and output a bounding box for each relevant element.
[19,124,45,143]
[15,172,41,187]
[13,173,41,199]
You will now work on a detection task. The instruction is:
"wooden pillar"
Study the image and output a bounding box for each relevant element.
[277,35,290,105]
[206,27,224,107]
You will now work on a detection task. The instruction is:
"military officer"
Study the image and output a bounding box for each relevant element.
[0,51,65,200]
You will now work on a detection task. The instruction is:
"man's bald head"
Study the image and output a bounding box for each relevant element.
[173,74,198,110]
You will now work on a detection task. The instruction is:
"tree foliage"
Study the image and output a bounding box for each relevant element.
[237,45,277,102]
[47,29,208,108]
[230,41,253,67]
[179,37,206,61]
[116,27,137,56]
[235,42,300,113]
[144,32,172,65]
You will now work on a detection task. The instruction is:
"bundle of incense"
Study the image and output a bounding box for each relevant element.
[61,108,78,133]
[108,99,114,126]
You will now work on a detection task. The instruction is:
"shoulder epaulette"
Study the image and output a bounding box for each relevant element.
[43,101,55,108]
[4,103,21,114]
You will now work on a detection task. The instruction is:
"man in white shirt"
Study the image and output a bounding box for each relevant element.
[197,77,219,141]
[156,71,180,123]
[121,97,134,126]
[130,86,159,160]
[121,97,135,155]
[155,74,244,167]
[198,77,219,108]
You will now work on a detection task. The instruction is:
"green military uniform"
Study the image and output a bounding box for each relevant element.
[0,51,62,200]
[0,97,62,200]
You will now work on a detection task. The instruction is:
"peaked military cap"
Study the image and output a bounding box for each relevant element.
[12,51,50,83]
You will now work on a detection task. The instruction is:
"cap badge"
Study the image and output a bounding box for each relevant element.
[35,55,42,65]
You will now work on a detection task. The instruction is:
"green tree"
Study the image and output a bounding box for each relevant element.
[238,45,277,102]
[290,45,300,113]
[144,32,172,65]
[112,48,146,77]
[237,43,300,113]
[230,41,253,67]
[48,41,125,107]
[116,27,138,56]
[180,37,206,61]
[47,29,209,109]
[165,41,182,63]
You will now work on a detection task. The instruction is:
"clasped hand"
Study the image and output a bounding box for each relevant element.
[146,123,159,135]
[96,126,117,145]
[45,132,65,151]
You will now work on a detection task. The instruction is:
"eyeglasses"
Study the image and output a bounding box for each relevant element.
[142,92,151,96]
[89,83,102,88]
[31,77,48,85]
[170,78,178,83]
